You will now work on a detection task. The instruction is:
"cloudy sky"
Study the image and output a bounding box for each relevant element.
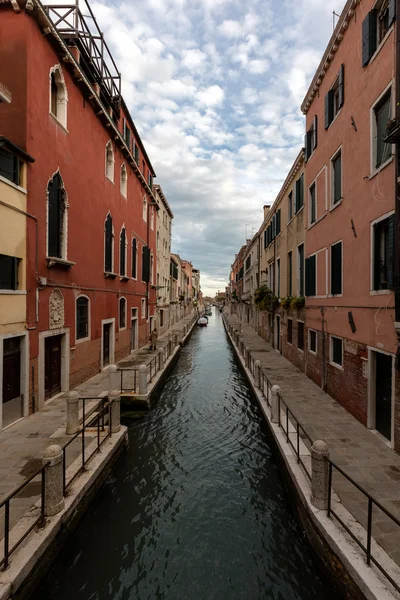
[52,0,344,295]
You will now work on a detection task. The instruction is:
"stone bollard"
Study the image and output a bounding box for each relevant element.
[271,385,281,424]
[311,440,330,510]
[174,333,178,347]
[108,364,119,391]
[138,364,148,395]
[66,391,79,435]
[42,445,64,516]
[245,347,250,369]
[108,390,121,434]
[255,360,261,388]
[159,348,165,368]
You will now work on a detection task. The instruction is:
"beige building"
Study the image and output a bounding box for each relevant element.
[154,184,173,334]
[259,150,305,361]
[242,234,260,328]
[0,136,35,429]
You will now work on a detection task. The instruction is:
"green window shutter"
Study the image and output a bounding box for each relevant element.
[338,64,344,109]
[313,115,318,150]
[325,90,334,129]
[389,0,396,25]
[142,246,150,282]
[387,214,395,290]
[304,133,309,162]
[362,11,377,67]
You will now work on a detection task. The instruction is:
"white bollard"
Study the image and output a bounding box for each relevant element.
[271,385,281,424]
[138,364,148,395]
[42,445,65,516]
[311,440,330,510]
[66,391,79,435]
[255,360,261,388]
[108,364,119,391]
[109,390,121,434]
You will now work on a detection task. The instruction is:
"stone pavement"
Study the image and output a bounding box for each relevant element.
[225,312,400,567]
[0,311,197,552]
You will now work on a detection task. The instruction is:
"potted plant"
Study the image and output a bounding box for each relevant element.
[290,296,305,310]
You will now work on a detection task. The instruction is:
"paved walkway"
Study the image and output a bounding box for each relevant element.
[225,312,400,567]
[0,311,197,549]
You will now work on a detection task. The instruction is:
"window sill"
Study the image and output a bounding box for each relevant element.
[119,326,127,332]
[47,257,75,269]
[308,212,327,230]
[370,156,393,180]
[327,107,342,130]
[308,349,317,356]
[76,336,91,345]
[0,289,27,295]
[0,174,27,194]
[106,175,115,185]
[104,272,118,279]
[120,276,129,282]
[49,112,68,133]
[298,348,304,354]
[370,289,392,295]
[329,361,344,371]
[330,198,343,212]
[294,205,305,216]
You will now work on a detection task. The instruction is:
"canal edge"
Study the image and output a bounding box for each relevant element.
[222,315,400,600]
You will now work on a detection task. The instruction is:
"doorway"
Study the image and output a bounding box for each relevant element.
[2,337,22,427]
[275,315,280,351]
[45,335,62,400]
[131,308,138,352]
[373,351,393,441]
[103,323,111,367]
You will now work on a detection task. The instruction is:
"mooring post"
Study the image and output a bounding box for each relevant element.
[66,391,79,435]
[42,445,65,516]
[138,364,147,395]
[271,385,280,424]
[255,360,261,388]
[311,440,330,510]
[108,364,119,391]
[108,390,121,433]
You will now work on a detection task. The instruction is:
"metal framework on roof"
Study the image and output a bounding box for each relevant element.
[45,0,121,113]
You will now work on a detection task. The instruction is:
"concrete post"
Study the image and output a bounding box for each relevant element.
[255,360,261,388]
[139,364,147,395]
[108,390,121,434]
[66,391,79,435]
[271,385,281,424]
[108,364,119,391]
[42,445,64,516]
[245,347,250,368]
[311,440,330,510]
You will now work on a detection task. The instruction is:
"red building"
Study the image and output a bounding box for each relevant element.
[0,0,157,414]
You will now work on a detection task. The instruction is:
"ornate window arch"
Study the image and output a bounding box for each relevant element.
[47,170,69,260]
[105,141,114,182]
[49,65,68,128]
[104,212,114,273]
[76,295,90,342]
[120,163,127,197]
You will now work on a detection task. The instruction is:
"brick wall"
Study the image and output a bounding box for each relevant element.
[282,308,306,373]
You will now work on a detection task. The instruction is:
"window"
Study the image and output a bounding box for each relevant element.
[134,143,139,165]
[119,297,126,330]
[331,150,342,205]
[148,171,153,189]
[330,336,343,367]
[143,196,147,222]
[305,115,318,161]
[0,254,20,290]
[298,244,305,297]
[309,330,317,354]
[47,171,68,259]
[157,231,160,251]
[331,241,343,295]
[305,254,316,296]
[142,160,145,175]
[150,253,154,285]
[287,319,293,344]
[141,298,146,319]
[325,65,344,129]
[373,214,394,290]
[245,255,251,271]
[76,296,89,341]
[373,90,392,170]
[276,258,280,298]
[150,207,154,231]
[0,148,21,186]
[49,66,67,128]
[298,322,304,351]
[310,182,316,224]
[123,118,131,147]
[120,227,126,277]
[287,251,292,297]
[295,174,304,213]
[288,191,293,222]
[142,245,150,282]
[120,164,127,198]
[105,141,114,182]
[362,0,395,67]
[131,238,137,279]
[104,213,113,273]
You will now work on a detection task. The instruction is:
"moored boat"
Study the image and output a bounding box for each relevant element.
[197,317,208,327]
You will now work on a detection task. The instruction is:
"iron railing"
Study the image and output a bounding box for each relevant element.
[276,390,312,481]
[119,368,138,393]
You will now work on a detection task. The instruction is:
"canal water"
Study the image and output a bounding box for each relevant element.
[34,313,339,600]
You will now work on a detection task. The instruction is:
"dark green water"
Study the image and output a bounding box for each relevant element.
[34,313,339,600]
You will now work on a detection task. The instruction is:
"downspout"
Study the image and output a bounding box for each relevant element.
[395,0,400,367]
[321,307,326,391]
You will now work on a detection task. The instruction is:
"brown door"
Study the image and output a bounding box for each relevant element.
[103,324,111,366]
[375,353,392,441]
[45,335,62,400]
[2,338,23,428]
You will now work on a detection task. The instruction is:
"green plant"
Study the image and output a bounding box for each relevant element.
[290,296,305,310]
[254,286,279,311]
[281,296,292,310]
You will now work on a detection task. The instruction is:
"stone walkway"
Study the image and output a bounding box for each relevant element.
[0,311,197,554]
[225,312,400,567]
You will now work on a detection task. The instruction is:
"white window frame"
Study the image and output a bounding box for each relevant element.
[370,82,394,177]
[330,145,343,210]
[330,335,344,369]
[297,320,305,353]
[120,163,127,198]
[370,210,394,295]
[105,141,115,183]
[141,298,146,319]
[150,206,154,231]
[308,329,317,355]
[119,296,127,331]
[143,195,147,222]
[75,294,91,344]
[104,212,114,274]
[119,226,127,277]
[49,65,68,130]
[329,239,343,297]
[309,179,317,226]
[46,169,69,261]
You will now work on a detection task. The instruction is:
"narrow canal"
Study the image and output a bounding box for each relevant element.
[35,313,339,600]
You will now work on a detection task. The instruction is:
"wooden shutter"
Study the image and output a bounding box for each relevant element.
[389,0,396,25]
[325,90,334,129]
[264,230,267,249]
[305,255,316,296]
[132,239,137,278]
[362,11,377,67]
[338,64,344,109]
[387,214,395,290]
[276,209,281,235]
[304,133,309,162]
[142,245,150,282]
[48,174,62,258]
[331,242,342,295]
[120,228,126,276]
[313,115,318,150]
[104,215,113,272]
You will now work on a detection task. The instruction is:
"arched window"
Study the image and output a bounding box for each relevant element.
[76,296,90,341]
[47,171,68,259]
[120,226,126,276]
[104,213,113,273]
[143,195,147,222]
[150,206,154,230]
[105,141,114,182]
[49,66,68,127]
[132,238,137,279]
[119,297,126,330]
[120,163,127,197]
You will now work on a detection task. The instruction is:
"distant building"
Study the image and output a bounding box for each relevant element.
[154,185,173,334]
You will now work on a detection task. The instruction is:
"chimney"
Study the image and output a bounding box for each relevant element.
[263,205,271,219]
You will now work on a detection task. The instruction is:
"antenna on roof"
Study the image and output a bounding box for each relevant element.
[333,11,340,30]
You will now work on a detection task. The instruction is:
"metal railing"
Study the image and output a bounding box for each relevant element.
[62,397,111,494]
[276,390,312,481]
[119,368,138,393]
[1,465,46,570]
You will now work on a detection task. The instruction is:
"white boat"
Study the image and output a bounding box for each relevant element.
[197,317,208,327]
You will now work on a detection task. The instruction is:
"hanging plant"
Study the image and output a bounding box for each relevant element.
[290,296,305,310]
[281,296,292,310]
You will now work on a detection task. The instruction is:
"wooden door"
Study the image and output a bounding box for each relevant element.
[2,337,22,428]
[103,324,110,366]
[45,336,62,400]
[375,353,392,440]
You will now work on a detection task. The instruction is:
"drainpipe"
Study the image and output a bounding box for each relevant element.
[321,306,326,391]
[395,0,400,366]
